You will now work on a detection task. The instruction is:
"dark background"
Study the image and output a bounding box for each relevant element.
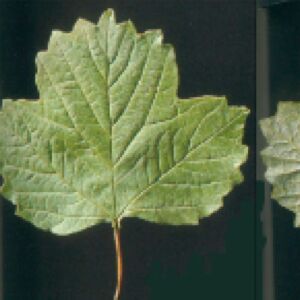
[260,0,298,7]
[0,1,256,299]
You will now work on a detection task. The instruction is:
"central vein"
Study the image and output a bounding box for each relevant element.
[104,18,117,223]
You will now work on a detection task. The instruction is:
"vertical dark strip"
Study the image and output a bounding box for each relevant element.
[257,6,274,300]
[0,1,5,297]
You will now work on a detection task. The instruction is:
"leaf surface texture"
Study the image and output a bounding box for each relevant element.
[0,9,249,235]
[261,101,300,227]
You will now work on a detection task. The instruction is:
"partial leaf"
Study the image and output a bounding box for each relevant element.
[260,101,300,226]
[0,9,249,235]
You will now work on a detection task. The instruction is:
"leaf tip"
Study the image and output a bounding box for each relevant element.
[244,106,251,116]
[98,8,116,26]
[105,8,116,18]
[48,30,67,49]
[73,18,94,31]
[125,19,137,34]
[143,29,164,45]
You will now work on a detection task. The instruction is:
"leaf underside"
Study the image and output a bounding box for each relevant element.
[0,9,249,235]
[261,101,300,227]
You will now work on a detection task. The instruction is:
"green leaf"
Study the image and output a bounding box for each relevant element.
[0,9,249,235]
[260,101,300,227]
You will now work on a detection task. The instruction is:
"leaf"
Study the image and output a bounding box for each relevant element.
[260,101,300,227]
[0,9,249,235]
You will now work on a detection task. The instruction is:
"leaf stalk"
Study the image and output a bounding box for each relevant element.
[113,221,123,300]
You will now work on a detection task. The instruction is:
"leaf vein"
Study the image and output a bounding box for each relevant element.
[112,39,155,127]
[55,40,109,137]
[38,57,110,167]
[114,48,168,165]
[117,110,245,219]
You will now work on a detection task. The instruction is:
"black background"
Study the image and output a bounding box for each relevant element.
[260,0,298,8]
[0,1,256,300]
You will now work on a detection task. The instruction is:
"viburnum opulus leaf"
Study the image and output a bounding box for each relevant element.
[0,9,249,235]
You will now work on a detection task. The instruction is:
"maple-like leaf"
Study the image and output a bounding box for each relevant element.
[261,101,300,227]
[0,9,249,235]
